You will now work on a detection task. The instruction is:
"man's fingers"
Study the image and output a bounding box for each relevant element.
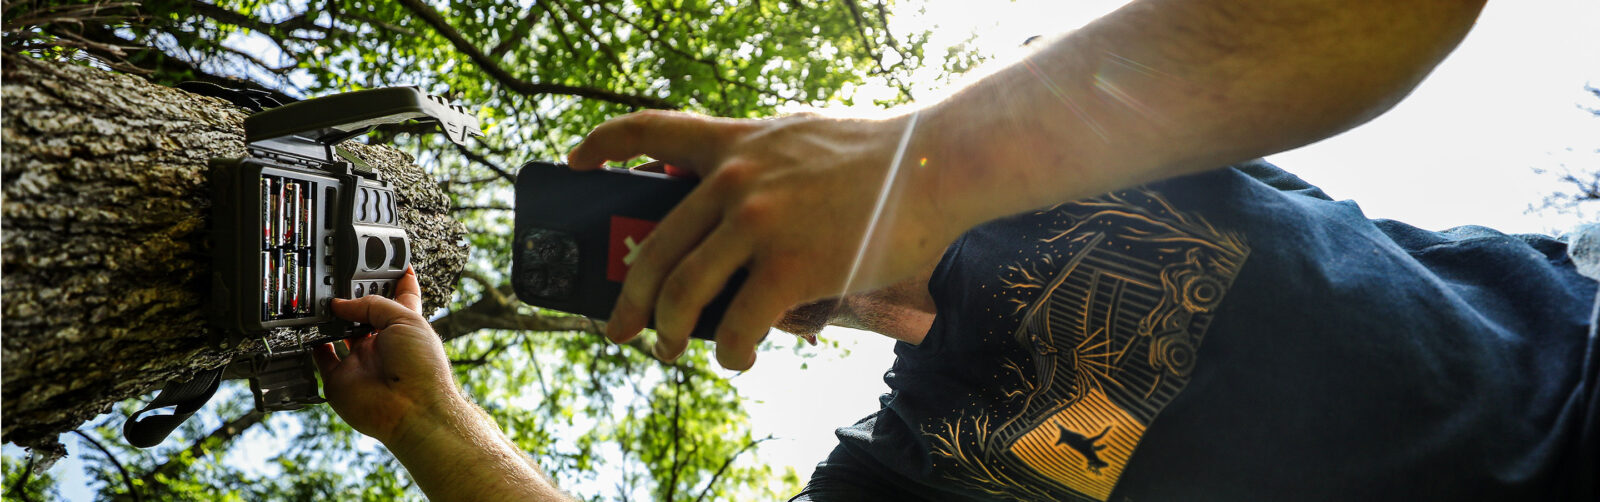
[712,266,794,371]
[606,183,724,344]
[567,110,740,172]
[653,223,749,346]
[313,343,341,375]
[396,267,422,313]
[651,329,691,364]
[332,295,425,331]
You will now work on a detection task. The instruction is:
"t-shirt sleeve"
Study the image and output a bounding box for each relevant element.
[790,442,925,502]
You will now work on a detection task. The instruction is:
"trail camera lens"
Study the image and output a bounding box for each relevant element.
[515,228,578,299]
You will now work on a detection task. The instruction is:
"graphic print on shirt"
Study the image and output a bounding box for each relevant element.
[925,189,1249,501]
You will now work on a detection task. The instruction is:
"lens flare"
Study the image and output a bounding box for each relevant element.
[1091,51,1175,127]
[841,111,922,300]
[1023,59,1109,142]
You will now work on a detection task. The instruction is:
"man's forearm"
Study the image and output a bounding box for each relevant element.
[914,0,1485,228]
[384,392,569,501]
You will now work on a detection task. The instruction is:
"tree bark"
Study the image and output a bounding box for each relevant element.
[0,53,468,449]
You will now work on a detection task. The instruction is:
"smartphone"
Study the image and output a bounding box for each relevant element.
[512,161,743,341]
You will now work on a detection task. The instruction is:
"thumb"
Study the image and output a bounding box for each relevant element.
[332,295,426,330]
[313,343,341,375]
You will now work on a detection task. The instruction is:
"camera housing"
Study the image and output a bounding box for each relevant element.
[207,87,476,346]
[513,161,742,341]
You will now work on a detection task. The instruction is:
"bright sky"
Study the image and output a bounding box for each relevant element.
[13,0,1596,499]
[738,0,1599,489]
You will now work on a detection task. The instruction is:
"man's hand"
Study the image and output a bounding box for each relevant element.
[316,268,569,501]
[568,112,957,371]
[313,267,455,444]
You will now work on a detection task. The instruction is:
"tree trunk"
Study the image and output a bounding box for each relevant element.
[0,53,469,450]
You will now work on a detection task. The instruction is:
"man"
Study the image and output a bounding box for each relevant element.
[315,0,1598,499]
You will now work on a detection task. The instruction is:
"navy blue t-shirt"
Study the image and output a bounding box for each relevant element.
[793,161,1598,501]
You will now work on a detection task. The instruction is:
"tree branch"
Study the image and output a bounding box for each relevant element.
[840,0,914,99]
[665,367,684,501]
[213,42,295,76]
[72,24,302,103]
[180,0,340,64]
[693,436,775,502]
[334,10,417,38]
[597,1,714,66]
[185,1,290,35]
[365,121,453,143]
[551,1,628,81]
[430,282,596,342]
[393,0,676,110]
[488,8,543,59]
[429,281,667,363]
[534,2,591,85]
[521,335,554,400]
[6,450,35,502]
[432,304,598,341]
[135,411,264,491]
[842,0,884,72]
[450,336,520,367]
[72,430,141,502]
[366,122,515,184]
[439,174,506,188]
[184,1,343,42]
[1,1,144,33]
[453,141,516,184]
[451,204,512,212]
[593,2,798,105]
[872,0,900,51]
[526,94,568,158]
[33,28,152,74]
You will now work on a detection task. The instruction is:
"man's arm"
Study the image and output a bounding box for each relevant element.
[918,0,1488,229]
[377,392,565,501]
[315,268,569,501]
[567,0,1488,371]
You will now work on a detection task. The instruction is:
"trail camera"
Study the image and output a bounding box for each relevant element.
[205,87,479,342]
[123,85,481,447]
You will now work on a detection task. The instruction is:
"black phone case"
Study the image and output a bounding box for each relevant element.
[512,161,743,341]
